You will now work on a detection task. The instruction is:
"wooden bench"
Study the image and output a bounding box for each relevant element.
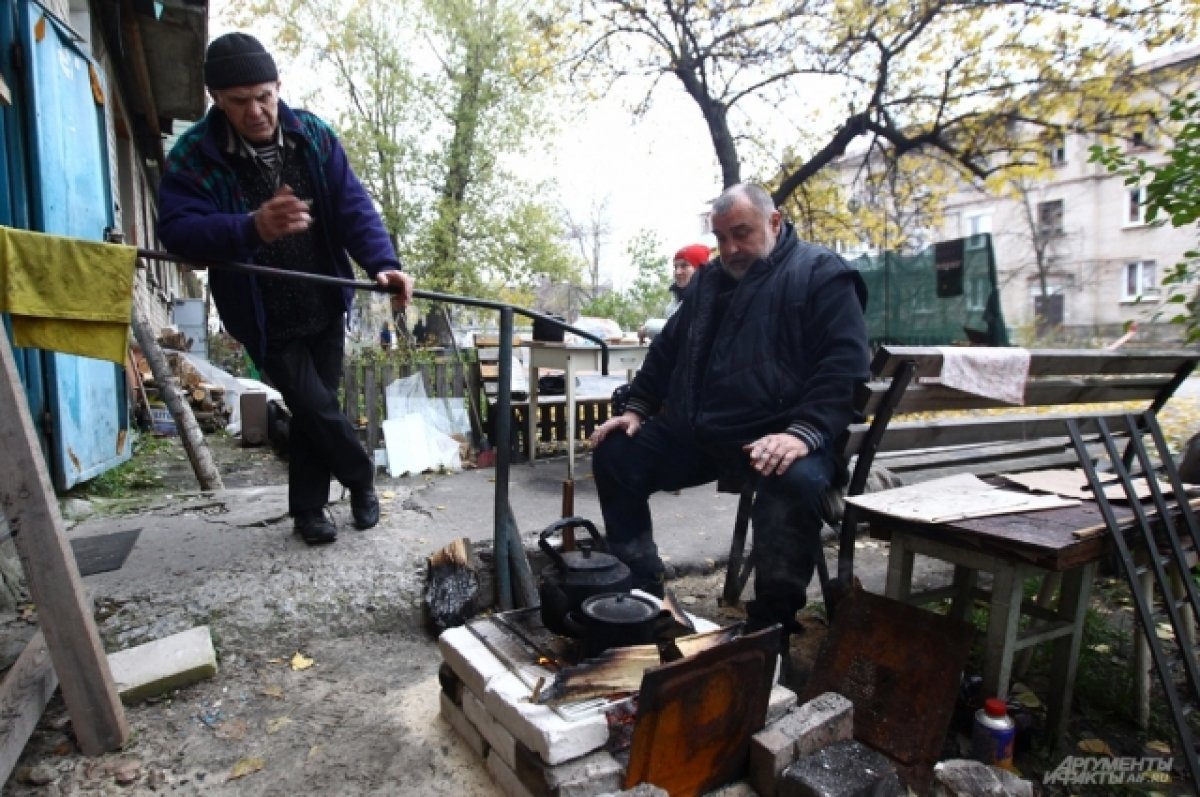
[724,345,1200,609]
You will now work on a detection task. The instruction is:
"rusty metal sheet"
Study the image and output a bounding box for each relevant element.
[623,627,781,796]
[801,588,972,792]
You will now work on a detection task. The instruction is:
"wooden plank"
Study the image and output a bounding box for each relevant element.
[872,347,1200,380]
[860,377,1172,417]
[864,410,1135,454]
[364,366,379,452]
[343,363,359,419]
[0,324,128,755]
[0,631,57,784]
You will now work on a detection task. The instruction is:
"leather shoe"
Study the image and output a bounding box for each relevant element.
[350,486,380,530]
[294,509,337,545]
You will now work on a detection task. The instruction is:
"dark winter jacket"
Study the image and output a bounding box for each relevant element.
[157,101,401,364]
[624,222,870,456]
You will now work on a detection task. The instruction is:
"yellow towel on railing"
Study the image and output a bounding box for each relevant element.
[0,226,136,365]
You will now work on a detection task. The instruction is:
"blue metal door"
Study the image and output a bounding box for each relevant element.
[0,1,51,466]
[20,4,130,489]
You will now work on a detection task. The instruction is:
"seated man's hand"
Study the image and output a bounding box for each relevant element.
[591,412,643,446]
[743,433,810,476]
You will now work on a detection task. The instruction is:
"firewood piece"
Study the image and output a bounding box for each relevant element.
[423,538,484,633]
[664,623,744,662]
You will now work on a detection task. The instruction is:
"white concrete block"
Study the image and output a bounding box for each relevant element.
[791,692,853,758]
[488,748,538,797]
[439,690,487,759]
[464,684,520,771]
[766,684,798,725]
[749,692,854,797]
[438,625,509,700]
[514,745,624,797]
[485,669,611,766]
[107,626,217,704]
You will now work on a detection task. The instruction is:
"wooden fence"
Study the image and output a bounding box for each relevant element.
[341,354,478,453]
[341,351,619,460]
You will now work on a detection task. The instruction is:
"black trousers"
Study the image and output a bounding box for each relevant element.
[260,319,373,515]
[592,413,834,605]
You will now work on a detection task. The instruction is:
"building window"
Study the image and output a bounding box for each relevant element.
[1122,260,1159,301]
[1046,137,1067,166]
[963,211,992,250]
[1127,186,1147,225]
[1037,199,1064,236]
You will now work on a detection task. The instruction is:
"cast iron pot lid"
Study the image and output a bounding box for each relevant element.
[581,592,658,623]
[562,547,622,571]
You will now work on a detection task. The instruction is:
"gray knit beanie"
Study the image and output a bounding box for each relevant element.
[204,33,278,90]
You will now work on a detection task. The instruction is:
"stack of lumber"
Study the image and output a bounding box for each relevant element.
[130,329,233,433]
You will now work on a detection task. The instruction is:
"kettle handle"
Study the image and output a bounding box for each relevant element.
[538,516,607,567]
[562,609,589,638]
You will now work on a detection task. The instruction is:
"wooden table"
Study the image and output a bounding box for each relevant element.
[522,342,648,479]
[864,500,1122,745]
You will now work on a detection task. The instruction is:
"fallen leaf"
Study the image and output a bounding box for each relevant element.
[1147,740,1172,755]
[1089,643,1111,654]
[229,757,264,780]
[436,505,446,510]
[260,685,284,699]
[215,719,247,740]
[290,652,314,671]
[112,758,141,785]
[1078,738,1114,755]
[266,657,284,664]
[381,490,394,499]
[266,717,292,735]
[681,596,698,605]
[1014,691,1043,709]
[1156,622,1176,640]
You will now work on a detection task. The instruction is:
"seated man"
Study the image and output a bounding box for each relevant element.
[590,183,869,637]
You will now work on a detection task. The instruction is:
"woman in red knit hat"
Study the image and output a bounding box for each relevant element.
[642,243,711,340]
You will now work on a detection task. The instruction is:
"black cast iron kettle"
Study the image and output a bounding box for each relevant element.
[537,516,632,635]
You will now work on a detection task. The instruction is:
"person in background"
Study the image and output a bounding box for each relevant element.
[157,32,414,546]
[591,183,870,645]
[380,321,395,350]
[640,243,710,341]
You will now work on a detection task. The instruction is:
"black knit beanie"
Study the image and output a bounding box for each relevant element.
[204,33,278,90]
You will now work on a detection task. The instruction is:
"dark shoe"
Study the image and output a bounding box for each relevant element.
[294,509,337,545]
[350,486,380,530]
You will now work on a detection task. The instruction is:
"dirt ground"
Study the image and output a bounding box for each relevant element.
[5,396,1200,795]
[0,434,784,797]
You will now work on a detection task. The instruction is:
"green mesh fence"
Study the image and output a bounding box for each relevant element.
[849,233,1009,347]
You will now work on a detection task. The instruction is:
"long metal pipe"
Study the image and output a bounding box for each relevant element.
[134,248,611,372]
[138,246,611,610]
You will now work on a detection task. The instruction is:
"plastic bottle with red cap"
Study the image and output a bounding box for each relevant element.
[971,697,1016,770]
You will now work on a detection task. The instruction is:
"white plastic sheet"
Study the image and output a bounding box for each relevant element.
[380,373,466,476]
[381,415,462,477]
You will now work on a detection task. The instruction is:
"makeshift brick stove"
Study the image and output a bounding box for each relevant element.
[437,598,799,797]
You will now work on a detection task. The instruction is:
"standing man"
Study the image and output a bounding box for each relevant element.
[590,184,869,639]
[157,32,413,545]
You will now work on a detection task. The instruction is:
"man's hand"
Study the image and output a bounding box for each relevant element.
[743,433,810,476]
[252,185,312,243]
[591,412,643,446]
[377,270,415,310]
